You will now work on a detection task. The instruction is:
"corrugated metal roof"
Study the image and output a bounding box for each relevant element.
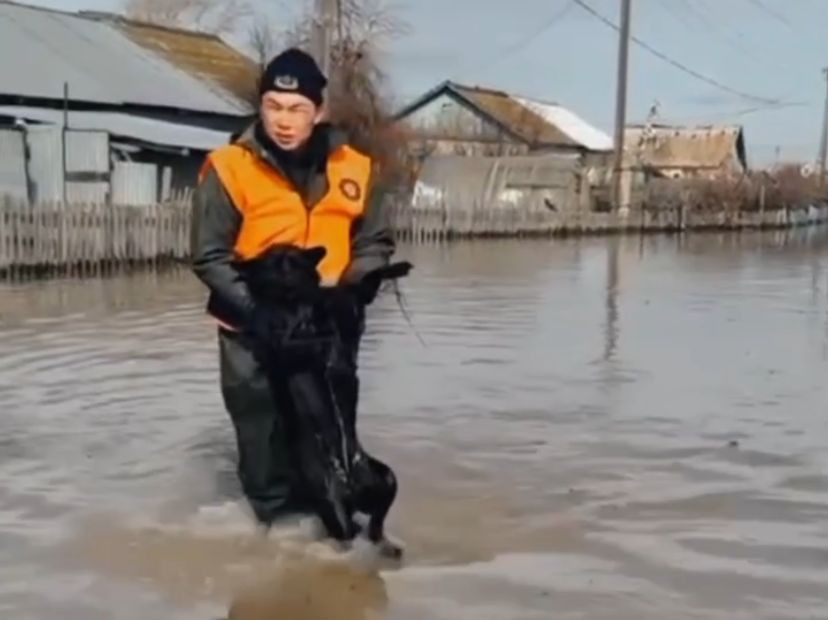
[0,1,253,115]
[412,153,579,215]
[0,105,230,151]
[115,19,260,111]
[395,80,613,152]
[513,96,613,152]
[454,85,575,146]
[624,124,746,171]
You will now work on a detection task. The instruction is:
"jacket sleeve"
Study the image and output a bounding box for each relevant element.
[341,168,397,285]
[189,165,255,326]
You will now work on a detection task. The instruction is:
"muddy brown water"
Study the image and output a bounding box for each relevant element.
[1,229,828,619]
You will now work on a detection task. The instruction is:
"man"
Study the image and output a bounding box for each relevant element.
[189,48,396,530]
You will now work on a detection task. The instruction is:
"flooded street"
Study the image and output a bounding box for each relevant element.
[1,228,828,619]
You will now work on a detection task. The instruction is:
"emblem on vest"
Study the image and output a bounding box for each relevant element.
[339,178,362,201]
[274,74,299,90]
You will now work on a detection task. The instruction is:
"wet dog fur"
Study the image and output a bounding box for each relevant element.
[235,245,410,557]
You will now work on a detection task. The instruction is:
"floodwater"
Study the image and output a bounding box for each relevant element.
[1,228,828,620]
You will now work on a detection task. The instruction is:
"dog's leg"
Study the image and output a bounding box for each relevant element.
[351,453,403,560]
[286,368,360,544]
[363,456,397,543]
[311,483,356,543]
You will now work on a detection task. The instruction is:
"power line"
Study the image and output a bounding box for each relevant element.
[669,0,770,66]
[456,0,575,78]
[658,100,812,124]
[571,0,785,106]
[488,0,575,64]
[663,0,803,77]
[744,0,793,28]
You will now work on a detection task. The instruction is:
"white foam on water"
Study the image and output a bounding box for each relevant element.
[185,501,258,536]
[344,536,394,574]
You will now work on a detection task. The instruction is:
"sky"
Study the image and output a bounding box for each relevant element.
[19,0,828,167]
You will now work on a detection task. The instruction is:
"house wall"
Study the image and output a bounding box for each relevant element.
[398,93,527,158]
[0,129,28,200]
[126,149,203,193]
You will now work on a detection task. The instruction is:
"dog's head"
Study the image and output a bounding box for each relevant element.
[235,245,326,304]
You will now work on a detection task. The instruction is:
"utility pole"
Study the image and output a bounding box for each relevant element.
[612,0,632,211]
[310,0,335,77]
[818,66,828,185]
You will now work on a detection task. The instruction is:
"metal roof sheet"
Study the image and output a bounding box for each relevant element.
[0,1,252,115]
[114,19,260,111]
[395,81,614,152]
[512,96,613,152]
[624,124,746,170]
[0,105,231,151]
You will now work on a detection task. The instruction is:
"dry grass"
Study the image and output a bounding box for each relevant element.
[643,165,828,212]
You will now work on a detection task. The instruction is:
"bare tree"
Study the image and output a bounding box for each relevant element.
[323,0,413,185]
[123,0,252,35]
[242,1,412,185]
[126,0,413,187]
[247,20,279,72]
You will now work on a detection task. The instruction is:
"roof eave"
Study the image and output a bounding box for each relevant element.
[393,81,533,147]
[0,93,251,120]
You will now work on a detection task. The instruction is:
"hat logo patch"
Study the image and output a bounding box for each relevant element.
[274,74,299,90]
[339,178,361,201]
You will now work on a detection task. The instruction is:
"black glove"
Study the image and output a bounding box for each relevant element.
[352,275,382,306]
[322,285,363,339]
[350,261,413,305]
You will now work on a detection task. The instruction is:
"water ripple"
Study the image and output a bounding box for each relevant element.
[1,233,827,619]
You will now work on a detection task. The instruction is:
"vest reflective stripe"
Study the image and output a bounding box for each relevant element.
[202,143,371,284]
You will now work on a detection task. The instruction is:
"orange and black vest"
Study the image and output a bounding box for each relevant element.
[201,142,372,284]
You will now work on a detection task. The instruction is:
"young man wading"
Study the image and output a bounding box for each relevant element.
[189,49,398,542]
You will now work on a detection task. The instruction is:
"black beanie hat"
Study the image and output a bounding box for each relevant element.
[259,48,327,107]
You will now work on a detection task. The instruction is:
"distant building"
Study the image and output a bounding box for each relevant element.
[392,80,613,165]
[391,81,616,218]
[624,124,748,179]
[0,0,259,204]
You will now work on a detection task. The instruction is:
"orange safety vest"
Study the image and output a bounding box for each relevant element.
[200,142,372,284]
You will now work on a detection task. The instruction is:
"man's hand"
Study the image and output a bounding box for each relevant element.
[348,261,413,305]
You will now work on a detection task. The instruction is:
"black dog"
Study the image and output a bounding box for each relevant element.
[235,244,412,556]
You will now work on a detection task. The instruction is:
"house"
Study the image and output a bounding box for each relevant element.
[623,123,748,179]
[392,80,613,165]
[0,0,259,204]
[391,81,616,220]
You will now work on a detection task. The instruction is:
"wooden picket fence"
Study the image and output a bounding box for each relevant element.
[0,196,191,279]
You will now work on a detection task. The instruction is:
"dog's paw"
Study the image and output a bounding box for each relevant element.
[347,533,405,574]
[374,535,405,563]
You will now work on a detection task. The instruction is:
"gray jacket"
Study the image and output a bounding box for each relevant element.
[189,122,396,328]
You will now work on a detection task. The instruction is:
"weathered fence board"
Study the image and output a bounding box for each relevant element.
[389,198,828,242]
[0,198,191,278]
[3,189,828,281]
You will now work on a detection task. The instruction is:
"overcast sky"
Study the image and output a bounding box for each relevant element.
[19,0,828,167]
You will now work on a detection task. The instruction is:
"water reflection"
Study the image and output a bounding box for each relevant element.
[227,557,388,620]
[603,238,620,362]
[2,226,828,619]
